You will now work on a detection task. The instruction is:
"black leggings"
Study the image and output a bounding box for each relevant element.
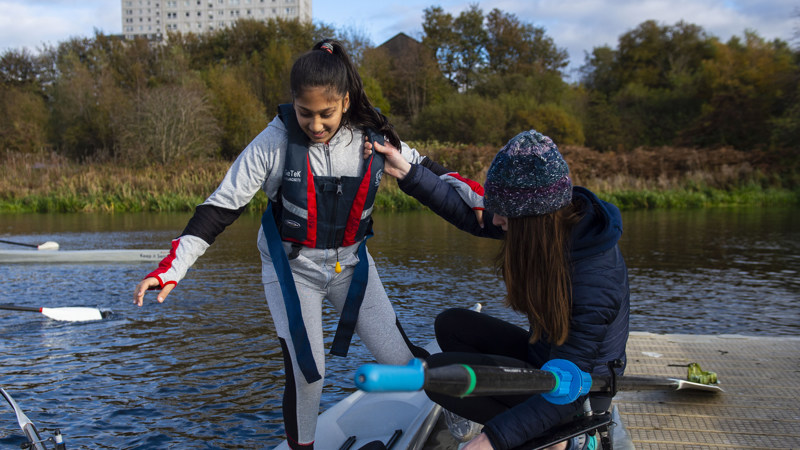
[427,307,612,425]
[425,307,546,423]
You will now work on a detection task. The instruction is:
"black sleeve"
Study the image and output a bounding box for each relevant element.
[398,164,504,239]
[180,204,247,245]
[420,156,453,176]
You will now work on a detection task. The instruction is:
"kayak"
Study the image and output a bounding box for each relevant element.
[274,340,444,450]
[1,387,65,450]
[0,249,169,263]
[273,305,486,450]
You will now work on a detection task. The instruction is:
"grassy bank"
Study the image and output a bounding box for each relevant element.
[1,146,797,214]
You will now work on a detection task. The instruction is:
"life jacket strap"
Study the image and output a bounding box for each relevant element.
[262,203,322,384]
[330,230,372,357]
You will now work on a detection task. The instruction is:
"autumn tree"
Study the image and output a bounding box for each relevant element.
[683,32,799,149]
[484,9,568,75]
[0,48,50,154]
[362,33,449,129]
[422,4,488,91]
[579,20,715,149]
[118,82,221,165]
[205,65,268,159]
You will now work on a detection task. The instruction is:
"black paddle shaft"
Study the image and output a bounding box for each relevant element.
[0,239,37,248]
[425,364,559,397]
[0,305,40,313]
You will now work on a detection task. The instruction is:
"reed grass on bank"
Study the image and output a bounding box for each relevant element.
[1,148,797,214]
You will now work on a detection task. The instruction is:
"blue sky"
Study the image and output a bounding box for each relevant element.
[1,0,797,76]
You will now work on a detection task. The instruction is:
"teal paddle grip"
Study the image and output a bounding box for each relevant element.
[355,358,425,392]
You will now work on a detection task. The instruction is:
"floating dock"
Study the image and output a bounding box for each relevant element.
[424,332,800,449]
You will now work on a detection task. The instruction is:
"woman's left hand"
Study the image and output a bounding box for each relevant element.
[364,136,411,180]
[461,432,494,450]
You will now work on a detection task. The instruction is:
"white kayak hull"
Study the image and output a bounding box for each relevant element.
[0,249,169,263]
[274,304,482,450]
[275,341,443,450]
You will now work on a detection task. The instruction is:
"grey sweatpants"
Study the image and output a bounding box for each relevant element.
[259,233,415,445]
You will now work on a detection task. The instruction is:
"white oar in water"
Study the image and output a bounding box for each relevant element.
[0,239,59,250]
[0,305,104,322]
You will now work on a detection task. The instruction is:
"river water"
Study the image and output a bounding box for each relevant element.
[1,207,798,448]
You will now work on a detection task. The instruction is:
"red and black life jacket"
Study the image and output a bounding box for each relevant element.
[262,104,387,384]
[274,103,384,249]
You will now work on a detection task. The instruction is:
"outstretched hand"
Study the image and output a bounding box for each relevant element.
[133,277,174,307]
[364,136,411,180]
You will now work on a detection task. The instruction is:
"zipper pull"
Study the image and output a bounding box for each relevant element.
[335,248,342,273]
[336,180,343,195]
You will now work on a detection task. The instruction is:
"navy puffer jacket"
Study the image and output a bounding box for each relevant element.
[398,164,630,449]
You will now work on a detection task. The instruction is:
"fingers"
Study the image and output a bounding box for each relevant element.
[371,139,394,155]
[157,284,175,303]
[474,209,484,228]
[133,277,170,307]
[133,279,154,307]
[363,136,373,159]
[365,136,396,155]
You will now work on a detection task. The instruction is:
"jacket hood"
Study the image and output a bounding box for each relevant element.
[570,186,623,260]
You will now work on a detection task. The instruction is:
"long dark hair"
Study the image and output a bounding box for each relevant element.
[496,200,583,346]
[289,39,401,148]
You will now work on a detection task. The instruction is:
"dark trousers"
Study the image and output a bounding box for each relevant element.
[425,307,543,423]
[426,307,612,425]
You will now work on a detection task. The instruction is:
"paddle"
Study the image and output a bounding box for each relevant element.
[1,387,65,450]
[0,304,105,322]
[355,358,722,405]
[0,239,59,250]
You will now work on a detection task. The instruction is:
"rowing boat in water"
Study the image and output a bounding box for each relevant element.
[0,249,169,263]
[274,340,444,450]
[273,305,489,450]
[1,387,65,450]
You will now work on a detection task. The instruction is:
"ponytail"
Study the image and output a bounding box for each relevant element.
[290,39,401,148]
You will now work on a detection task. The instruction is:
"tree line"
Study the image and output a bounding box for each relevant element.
[1,5,797,167]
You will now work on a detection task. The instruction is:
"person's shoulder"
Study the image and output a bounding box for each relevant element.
[237,115,287,156]
[258,115,288,142]
[266,114,287,133]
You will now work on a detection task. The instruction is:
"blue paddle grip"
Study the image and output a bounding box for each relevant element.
[541,359,593,404]
[355,358,426,392]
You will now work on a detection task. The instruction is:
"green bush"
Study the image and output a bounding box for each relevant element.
[414,94,507,145]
